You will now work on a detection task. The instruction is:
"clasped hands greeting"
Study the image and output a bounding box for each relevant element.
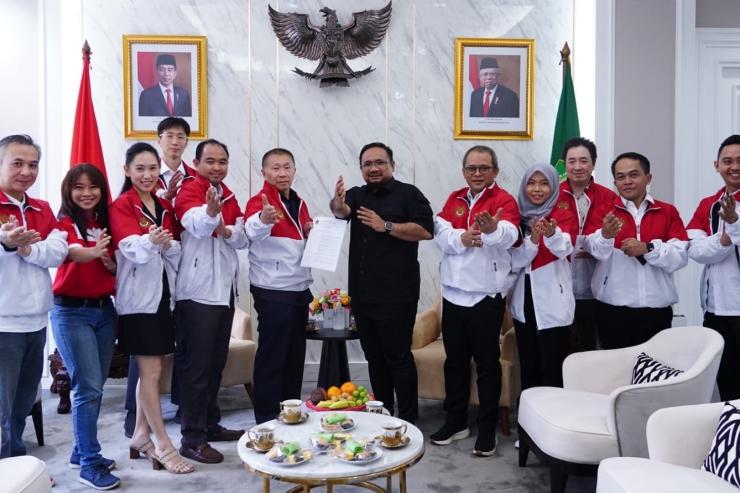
[148,225,173,251]
[461,208,504,247]
[527,216,557,245]
[600,212,649,257]
[1,215,40,257]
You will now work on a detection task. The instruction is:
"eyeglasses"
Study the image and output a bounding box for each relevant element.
[159,133,188,143]
[361,160,390,169]
[463,166,494,175]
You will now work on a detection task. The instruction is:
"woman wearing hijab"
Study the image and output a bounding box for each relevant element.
[510,163,578,390]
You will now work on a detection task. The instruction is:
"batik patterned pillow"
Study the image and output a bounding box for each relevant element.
[631,352,684,384]
[702,402,740,487]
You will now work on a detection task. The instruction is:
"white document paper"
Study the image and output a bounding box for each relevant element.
[300,216,348,271]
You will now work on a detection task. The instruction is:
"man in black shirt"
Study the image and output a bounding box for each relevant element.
[330,142,434,423]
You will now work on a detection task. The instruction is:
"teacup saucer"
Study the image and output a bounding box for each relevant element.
[377,435,411,449]
[277,412,309,425]
[246,440,275,453]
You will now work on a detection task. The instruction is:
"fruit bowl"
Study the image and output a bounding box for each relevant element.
[305,393,375,413]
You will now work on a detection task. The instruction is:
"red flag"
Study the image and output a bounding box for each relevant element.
[137,52,158,91]
[70,40,111,201]
[469,54,480,91]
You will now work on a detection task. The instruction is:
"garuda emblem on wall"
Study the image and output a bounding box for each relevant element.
[268,2,392,88]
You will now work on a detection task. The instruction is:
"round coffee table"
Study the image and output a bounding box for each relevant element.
[238,411,424,492]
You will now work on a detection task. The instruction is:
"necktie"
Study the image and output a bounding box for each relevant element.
[166,89,174,116]
[483,91,491,116]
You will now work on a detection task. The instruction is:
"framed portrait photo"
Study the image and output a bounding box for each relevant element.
[454,38,535,140]
[123,35,207,139]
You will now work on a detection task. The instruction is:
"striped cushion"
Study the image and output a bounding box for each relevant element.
[702,402,740,487]
[631,352,684,384]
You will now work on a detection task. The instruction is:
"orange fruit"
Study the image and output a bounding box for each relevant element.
[340,382,356,394]
[327,386,341,398]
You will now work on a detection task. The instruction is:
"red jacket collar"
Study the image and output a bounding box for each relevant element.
[191,173,236,202]
[559,177,597,198]
[261,181,303,203]
[0,190,42,211]
[609,193,660,212]
[713,187,740,201]
[451,182,501,201]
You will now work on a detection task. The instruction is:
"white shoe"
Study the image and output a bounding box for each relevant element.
[515,440,520,449]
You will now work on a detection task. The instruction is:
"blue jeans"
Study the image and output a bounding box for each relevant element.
[51,305,117,469]
[0,328,46,459]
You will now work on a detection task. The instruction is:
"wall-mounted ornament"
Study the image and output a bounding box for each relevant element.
[268,2,392,88]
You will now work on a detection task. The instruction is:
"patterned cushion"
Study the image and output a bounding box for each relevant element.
[702,402,740,487]
[631,352,684,384]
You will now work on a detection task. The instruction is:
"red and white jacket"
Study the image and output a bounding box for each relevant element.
[155,160,197,200]
[584,195,689,309]
[509,208,577,329]
[435,183,519,305]
[174,174,249,305]
[558,179,618,299]
[0,192,67,332]
[686,187,740,316]
[245,182,312,292]
[53,215,115,299]
[110,188,181,315]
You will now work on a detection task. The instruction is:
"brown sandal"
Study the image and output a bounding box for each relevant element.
[129,439,155,461]
[152,449,195,474]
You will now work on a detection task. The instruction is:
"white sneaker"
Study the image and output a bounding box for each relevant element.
[515,440,520,449]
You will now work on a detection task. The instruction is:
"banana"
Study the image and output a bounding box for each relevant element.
[317,400,334,408]
[329,400,351,409]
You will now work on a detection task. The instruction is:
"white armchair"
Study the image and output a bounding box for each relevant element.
[597,400,740,493]
[518,326,724,493]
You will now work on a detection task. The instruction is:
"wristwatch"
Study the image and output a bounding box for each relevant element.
[646,242,654,253]
[384,221,394,234]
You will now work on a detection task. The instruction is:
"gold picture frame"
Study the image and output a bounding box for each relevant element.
[123,35,207,139]
[454,38,535,140]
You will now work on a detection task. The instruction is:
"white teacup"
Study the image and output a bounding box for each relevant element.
[247,424,276,450]
[365,401,384,414]
[381,419,407,446]
[280,399,303,423]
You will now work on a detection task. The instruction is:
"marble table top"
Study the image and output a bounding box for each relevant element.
[238,411,425,481]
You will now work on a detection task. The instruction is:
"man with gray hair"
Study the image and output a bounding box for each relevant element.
[0,135,68,464]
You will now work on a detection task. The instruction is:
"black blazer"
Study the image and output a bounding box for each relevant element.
[469,85,519,118]
[138,85,192,117]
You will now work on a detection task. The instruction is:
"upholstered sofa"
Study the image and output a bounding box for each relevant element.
[159,307,256,402]
[411,291,521,435]
[597,400,740,493]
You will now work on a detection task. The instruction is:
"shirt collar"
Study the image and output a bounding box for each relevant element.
[620,192,654,210]
[367,176,397,193]
[160,159,185,177]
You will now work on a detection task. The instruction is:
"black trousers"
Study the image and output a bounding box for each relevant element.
[514,276,571,391]
[174,299,234,448]
[574,299,599,351]
[252,298,307,424]
[124,355,181,412]
[595,301,672,350]
[353,302,418,422]
[441,296,504,435]
[704,312,740,401]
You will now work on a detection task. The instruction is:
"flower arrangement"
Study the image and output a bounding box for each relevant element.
[310,288,351,316]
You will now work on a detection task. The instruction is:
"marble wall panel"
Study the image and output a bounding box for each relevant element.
[82,0,573,363]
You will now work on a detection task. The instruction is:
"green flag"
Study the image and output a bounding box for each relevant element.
[550,52,580,182]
